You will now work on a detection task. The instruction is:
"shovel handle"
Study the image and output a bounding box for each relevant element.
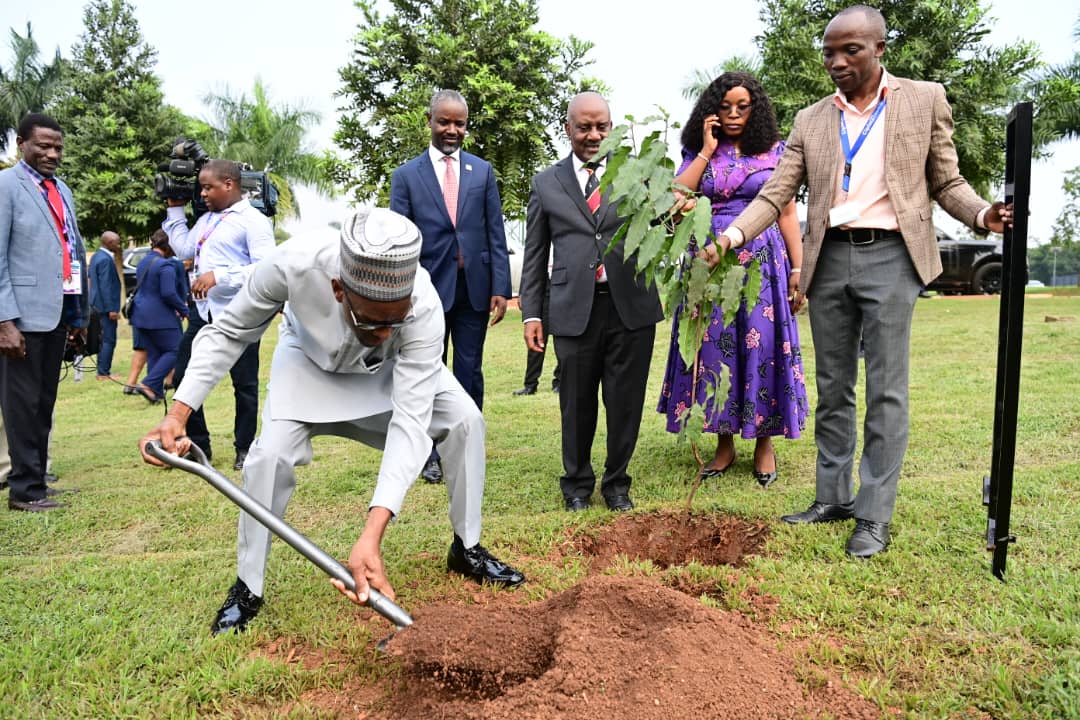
[144,440,413,628]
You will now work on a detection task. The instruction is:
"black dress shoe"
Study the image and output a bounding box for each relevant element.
[421,458,443,484]
[512,386,537,396]
[604,494,634,512]
[9,498,66,512]
[447,537,525,587]
[846,519,891,558]
[565,497,590,512]
[233,449,249,471]
[781,500,855,524]
[122,384,139,395]
[211,578,263,635]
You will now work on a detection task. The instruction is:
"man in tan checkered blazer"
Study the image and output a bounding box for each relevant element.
[704,5,1012,558]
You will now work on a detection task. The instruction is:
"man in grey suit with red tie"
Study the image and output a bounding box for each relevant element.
[520,92,663,513]
[390,89,512,483]
[0,113,87,511]
[705,5,1012,557]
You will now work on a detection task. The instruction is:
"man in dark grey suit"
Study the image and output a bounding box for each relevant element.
[0,113,87,511]
[520,92,663,512]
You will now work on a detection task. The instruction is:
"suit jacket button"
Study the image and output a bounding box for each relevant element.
[595,233,602,240]
[588,261,596,269]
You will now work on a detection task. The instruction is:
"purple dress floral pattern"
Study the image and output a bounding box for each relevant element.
[657,140,809,438]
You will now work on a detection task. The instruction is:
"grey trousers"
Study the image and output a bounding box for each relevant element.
[236,384,485,597]
[807,237,922,523]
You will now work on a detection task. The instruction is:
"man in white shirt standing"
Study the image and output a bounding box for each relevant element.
[163,159,275,471]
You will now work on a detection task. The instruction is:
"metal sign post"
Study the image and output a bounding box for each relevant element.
[983,102,1032,581]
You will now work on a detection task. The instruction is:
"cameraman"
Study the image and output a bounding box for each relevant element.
[163,159,274,470]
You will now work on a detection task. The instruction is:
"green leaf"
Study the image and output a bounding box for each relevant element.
[717,263,748,328]
[636,223,667,274]
[677,306,701,372]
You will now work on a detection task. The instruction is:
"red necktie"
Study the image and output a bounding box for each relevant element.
[43,178,72,281]
[584,163,601,214]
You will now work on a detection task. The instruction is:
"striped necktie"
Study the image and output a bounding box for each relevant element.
[583,162,600,214]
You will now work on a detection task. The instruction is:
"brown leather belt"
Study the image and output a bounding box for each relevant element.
[825,227,902,245]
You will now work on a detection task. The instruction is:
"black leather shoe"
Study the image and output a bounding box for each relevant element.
[846,519,891,558]
[421,458,443,484]
[781,500,855,524]
[447,537,525,587]
[604,494,634,512]
[233,449,249,471]
[512,386,537,396]
[211,578,263,635]
[565,497,590,512]
[9,498,66,512]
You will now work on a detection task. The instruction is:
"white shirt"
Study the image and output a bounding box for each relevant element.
[163,198,275,321]
[428,145,461,190]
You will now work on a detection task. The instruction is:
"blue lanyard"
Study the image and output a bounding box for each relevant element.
[839,98,887,193]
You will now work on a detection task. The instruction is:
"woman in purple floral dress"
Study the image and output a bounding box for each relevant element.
[658,72,808,486]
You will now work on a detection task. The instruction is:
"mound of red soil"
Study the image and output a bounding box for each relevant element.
[573,511,771,569]
[375,575,880,720]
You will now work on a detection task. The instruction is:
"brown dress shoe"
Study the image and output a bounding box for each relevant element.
[9,498,66,512]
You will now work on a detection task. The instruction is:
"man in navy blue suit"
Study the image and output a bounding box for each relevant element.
[390,89,511,483]
[89,230,123,380]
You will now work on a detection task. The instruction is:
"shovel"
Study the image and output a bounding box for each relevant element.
[144,440,413,629]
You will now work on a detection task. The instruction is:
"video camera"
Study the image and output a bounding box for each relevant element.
[153,138,279,220]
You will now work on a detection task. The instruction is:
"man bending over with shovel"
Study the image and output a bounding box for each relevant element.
[140,207,524,635]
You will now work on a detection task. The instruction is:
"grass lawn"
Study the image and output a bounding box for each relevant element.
[1,293,1078,719]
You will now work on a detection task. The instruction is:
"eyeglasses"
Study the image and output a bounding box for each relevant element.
[343,292,412,331]
[718,103,752,117]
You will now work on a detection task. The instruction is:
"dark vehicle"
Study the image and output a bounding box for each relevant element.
[927,228,1002,295]
[122,245,151,297]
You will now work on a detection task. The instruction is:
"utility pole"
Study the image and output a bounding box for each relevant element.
[1050,245,1061,287]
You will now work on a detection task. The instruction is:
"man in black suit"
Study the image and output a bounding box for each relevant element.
[520,92,663,512]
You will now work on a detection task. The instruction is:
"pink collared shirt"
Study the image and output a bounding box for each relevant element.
[831,70,897,230]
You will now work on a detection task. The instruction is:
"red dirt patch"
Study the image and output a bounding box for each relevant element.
[571,511,771,570]
[371,575,881,719]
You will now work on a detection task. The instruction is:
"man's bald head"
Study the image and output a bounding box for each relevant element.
[565,92,610,125]
[826,4,887,43]
[100,231,120,252]
[565,92,612,163]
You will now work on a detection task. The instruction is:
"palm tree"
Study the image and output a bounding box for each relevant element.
[1030,15,1080,146]
[681,56,763,101]
[0,23,63,154]
[201,78,335,220]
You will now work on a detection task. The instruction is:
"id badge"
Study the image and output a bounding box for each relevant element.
[189,270,198,287]
[829,203,861,228]
[62,260,82,295]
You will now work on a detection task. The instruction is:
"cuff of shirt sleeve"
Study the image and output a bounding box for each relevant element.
[369,484,408,519]
[523,317,541,324]
[975,207,989,230]
[723,226,745,248]
[166,206,187,221]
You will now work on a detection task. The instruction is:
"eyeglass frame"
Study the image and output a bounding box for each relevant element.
[717,102,753,117]
[342,291,413,331]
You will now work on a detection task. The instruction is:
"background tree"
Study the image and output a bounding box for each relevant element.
[709,0,1040,197]
[48,0,187,244]
[1029,15,1080,147]
[0,23,63,155]
[334,0,603,219]
[201,78,335,221]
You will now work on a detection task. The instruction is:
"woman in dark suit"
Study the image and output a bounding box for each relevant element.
[130,232,188,403]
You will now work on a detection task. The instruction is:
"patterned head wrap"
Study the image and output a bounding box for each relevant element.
[339,207,422,301]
